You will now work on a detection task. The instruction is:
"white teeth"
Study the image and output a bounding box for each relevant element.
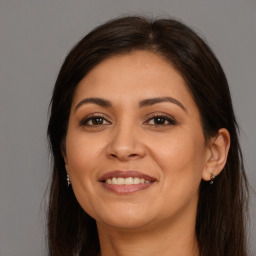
[125,177,133,185]
[134,177,140,184]
[117,177,125,185]
[105,177,151,185]
[112,177,118,184]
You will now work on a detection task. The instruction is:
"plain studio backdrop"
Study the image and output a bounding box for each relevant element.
[0,0,255,255]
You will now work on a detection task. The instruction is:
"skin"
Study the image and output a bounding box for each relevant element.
[64,51,230,256]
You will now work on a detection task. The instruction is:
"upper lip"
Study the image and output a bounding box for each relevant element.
[98,170,156,182]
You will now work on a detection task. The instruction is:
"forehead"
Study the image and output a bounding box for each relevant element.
[72,51,196,112]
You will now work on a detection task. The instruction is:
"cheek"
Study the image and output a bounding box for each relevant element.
[150,129,206,194]
[66,130,103,174]
[65,140,103,218]
[147,132,206,220]
[65,131,103,203]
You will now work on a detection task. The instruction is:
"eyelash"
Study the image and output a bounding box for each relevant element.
[145,114,177,126]
[80,113,177,127]
[79,114,110,126]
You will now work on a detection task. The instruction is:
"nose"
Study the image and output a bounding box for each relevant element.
[106,124,146,162]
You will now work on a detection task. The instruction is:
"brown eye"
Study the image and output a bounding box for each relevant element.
[153,117,167,125]
[90,117,104,125]
[80,116,111,126]
[147,115,176,126]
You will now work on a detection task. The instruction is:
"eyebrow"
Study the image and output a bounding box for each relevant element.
[74,98,112,111]
[74,96,187,113]
[139,97,187,113]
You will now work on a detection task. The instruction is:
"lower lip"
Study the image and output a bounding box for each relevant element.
[101,182,153,194]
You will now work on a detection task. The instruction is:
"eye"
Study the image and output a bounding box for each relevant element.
[146,115,176,126]
[80,115,111,126]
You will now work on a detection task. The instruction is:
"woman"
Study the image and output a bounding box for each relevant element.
[47,16,249,256]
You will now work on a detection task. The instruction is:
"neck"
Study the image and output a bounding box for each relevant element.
[97,211,199,256]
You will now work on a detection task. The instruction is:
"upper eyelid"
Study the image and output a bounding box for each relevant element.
[145,112,176,120]
[81,112,111,120]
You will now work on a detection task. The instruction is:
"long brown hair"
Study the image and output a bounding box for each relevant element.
[47,16,249,256]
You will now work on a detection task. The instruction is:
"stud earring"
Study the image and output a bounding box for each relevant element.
[67,174,71,186]
[210,173,215,185]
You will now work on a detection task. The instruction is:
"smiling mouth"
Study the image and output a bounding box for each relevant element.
[99,170,156,194]
[104,177,151,185]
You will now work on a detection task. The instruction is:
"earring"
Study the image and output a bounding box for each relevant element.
[210,173,215,185]
[67,174,71,186]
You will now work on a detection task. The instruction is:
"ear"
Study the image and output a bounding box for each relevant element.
[202,128,230,181]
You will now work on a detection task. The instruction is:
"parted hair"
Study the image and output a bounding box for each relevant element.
[47,16,249,256]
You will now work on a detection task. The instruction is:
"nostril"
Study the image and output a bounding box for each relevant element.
[109,153,138,160]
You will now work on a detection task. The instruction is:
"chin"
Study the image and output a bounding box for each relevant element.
[97,216,152,231]
[94,206,156,230]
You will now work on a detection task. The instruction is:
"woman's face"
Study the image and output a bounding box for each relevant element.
[64,51,211,230]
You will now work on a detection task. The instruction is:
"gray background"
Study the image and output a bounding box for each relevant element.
[0,0,255,255]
